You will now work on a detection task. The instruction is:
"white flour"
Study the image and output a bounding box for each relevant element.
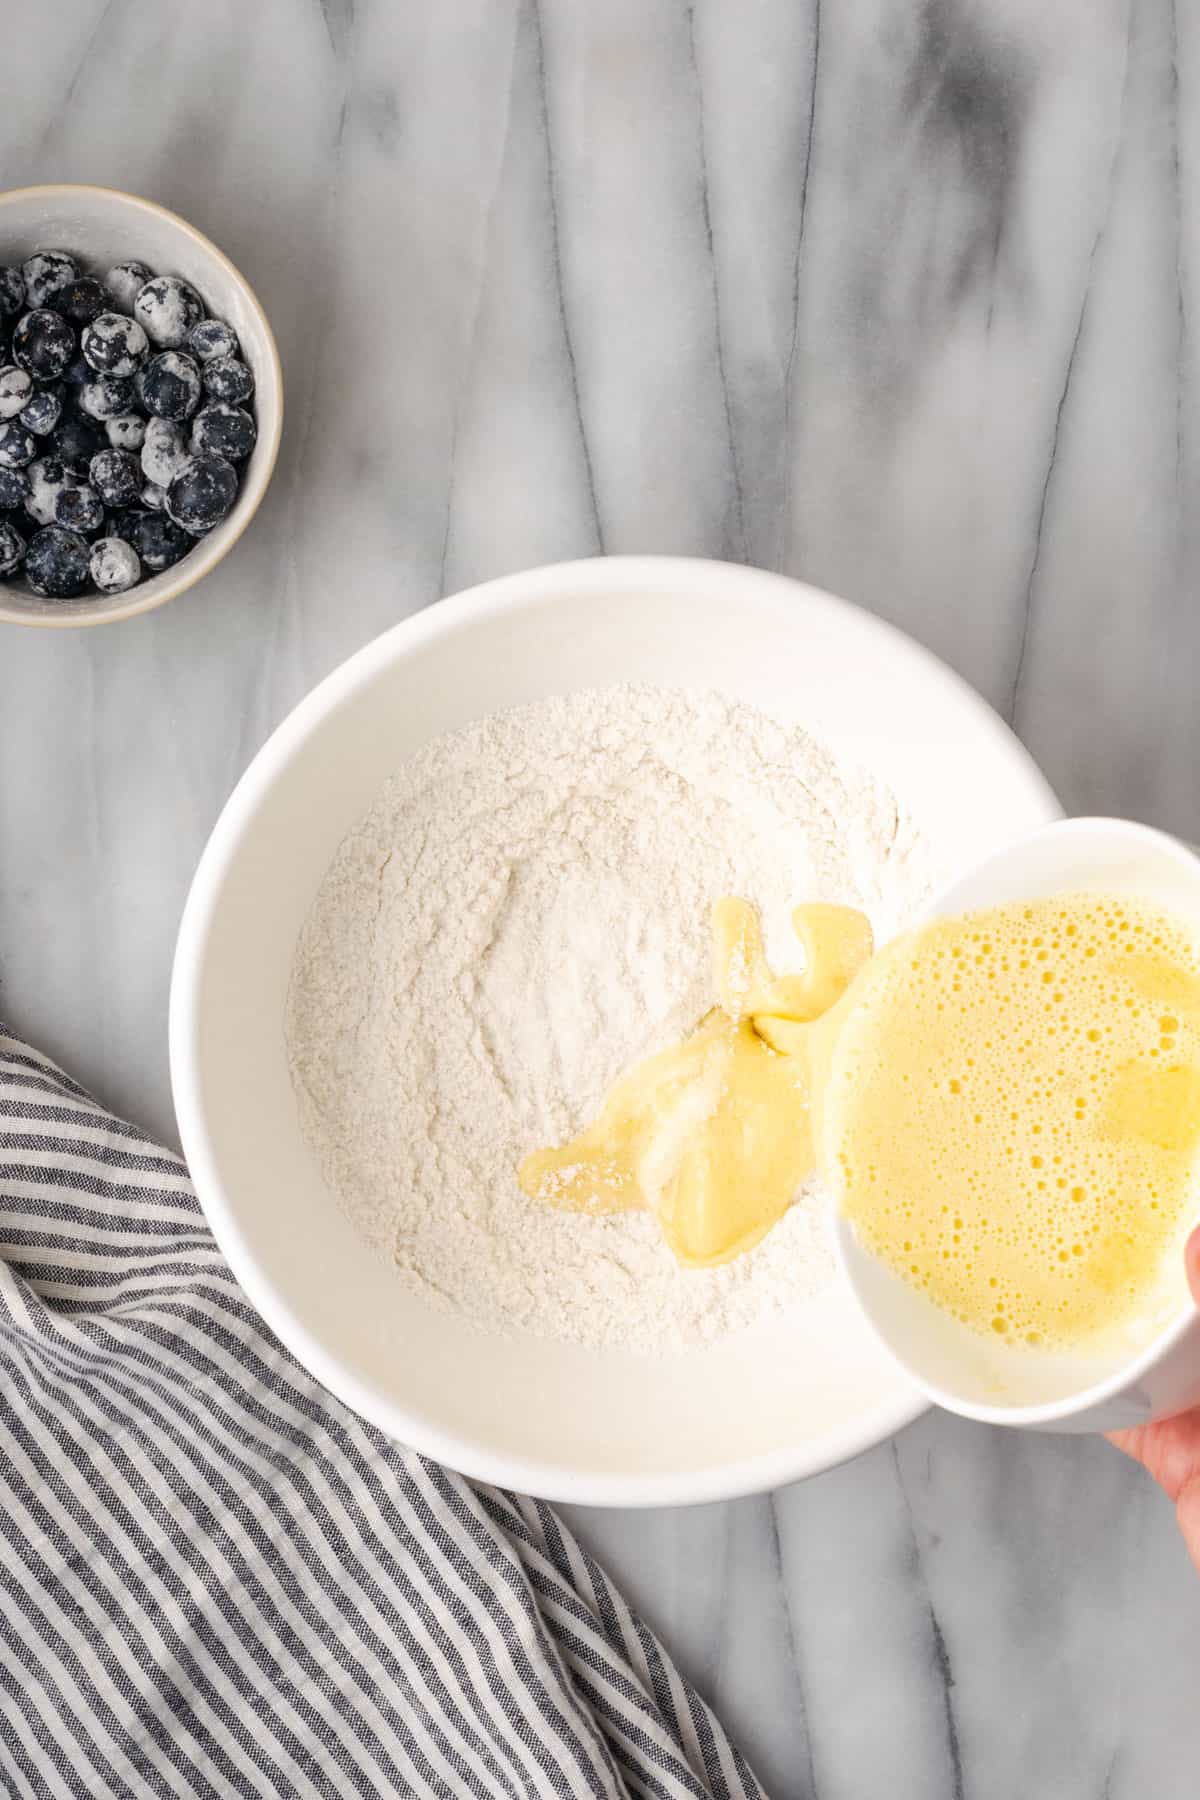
[286,685,934,1353]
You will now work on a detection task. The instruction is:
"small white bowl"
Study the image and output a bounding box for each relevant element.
[0,184,282,628]
[170,557,1059,1506]
[833,817,1200,1434]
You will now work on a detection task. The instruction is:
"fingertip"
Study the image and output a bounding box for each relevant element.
[1176,1475,1200,1579]
[1186,1224,1200,1307]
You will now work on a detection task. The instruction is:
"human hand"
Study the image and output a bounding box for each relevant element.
[1107,1225,1200,1574]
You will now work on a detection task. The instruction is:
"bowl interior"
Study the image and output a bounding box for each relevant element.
[835,819,1200,1418]
[173,562,1061,1502]
[0,186,279,626]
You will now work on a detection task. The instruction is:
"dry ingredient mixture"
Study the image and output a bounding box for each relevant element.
[519,899,875,1269]
[286,685,934,1353]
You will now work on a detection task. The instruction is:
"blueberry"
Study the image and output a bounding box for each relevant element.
[90,536,141,594]
[89,448,141,509]
[134,276,205,349]
[0,466,30,511]
[55,483,104,536]
[19,389,62,436]
[0,517,25,576]
[0,421,35,469]
[191,402,255,464]
[127,509,190,571]
[104,261,153,314]
[140,482,167,512]
[105,413,146,452]
[0,267,24,317]
[12,310,76,380]
[24,524,91,597]
[201,355,253,405]
[139,349,202,421]
[103,506,145,542]
[81,311,148,377]
[50,415,103,478]
[140,416,191,488]
[187,318,238,363]
[24,457,77,526]
[0,365,33,419]
[21,252,79,310]
[61,353,91,389]
[56,276,106,325]
[166,453,237,536]
[77,375,136,422]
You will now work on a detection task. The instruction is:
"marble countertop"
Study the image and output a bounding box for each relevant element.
[3,1,1199,1793]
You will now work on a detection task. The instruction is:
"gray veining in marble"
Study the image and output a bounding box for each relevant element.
[3,2,1200,1794]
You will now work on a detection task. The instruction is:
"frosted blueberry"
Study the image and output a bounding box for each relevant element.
[188,318,238,363]
[90,536,141,594]
[141,416,191,488]
[56,277,106,325]
[105,413,146,452]
[101,507,143,543]
[0,517,25,576]
[0,467,29,511]
[81,311,148,378]
[190,401,255,464]
[104,261,153,313]
[134,276,204,349]
[201,356,253,406]
[0,268,24,317]
[127,509,190,571]
[19,389,61,436]
[21,251,79,310]
[12,310,75,380]
[24,457,77,526]
[0,422,35,469]
[166,453,237,535]
[0,366,33,420]
[55,484,104,536]
[89,448,141,509]
[24,524,91,597]
[77,375,136,422]
[50,415,103,477]
[139,350,202,421]
[139,482,167,512]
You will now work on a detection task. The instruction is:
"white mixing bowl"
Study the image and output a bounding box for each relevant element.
[170,556,1059,1505]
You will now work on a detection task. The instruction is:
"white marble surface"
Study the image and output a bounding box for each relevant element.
[3,1,1200,1793]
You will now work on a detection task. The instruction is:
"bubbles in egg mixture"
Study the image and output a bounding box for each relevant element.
[825,894,1200,1349]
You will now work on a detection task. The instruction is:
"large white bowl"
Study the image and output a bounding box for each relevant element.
[170,557,1060,1506]
[0,184,282,627]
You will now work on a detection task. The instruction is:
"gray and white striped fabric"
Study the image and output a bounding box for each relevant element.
[0,1026,763,1800]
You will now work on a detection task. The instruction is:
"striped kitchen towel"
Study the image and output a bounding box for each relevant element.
[0,1026,762,1800]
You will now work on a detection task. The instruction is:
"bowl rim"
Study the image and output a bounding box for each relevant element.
[0,181,283,630]
[170,555,1059,1504]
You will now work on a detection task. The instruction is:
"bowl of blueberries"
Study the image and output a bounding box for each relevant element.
[0,184,282,626]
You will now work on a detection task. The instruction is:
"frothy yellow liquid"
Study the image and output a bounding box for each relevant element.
[825,894,1200,1349]
[519,901,873,1267]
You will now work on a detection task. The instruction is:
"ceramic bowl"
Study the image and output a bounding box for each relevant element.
[0,184,282,628]
[834,817,1200,1433]
[169,556,1059,1506]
